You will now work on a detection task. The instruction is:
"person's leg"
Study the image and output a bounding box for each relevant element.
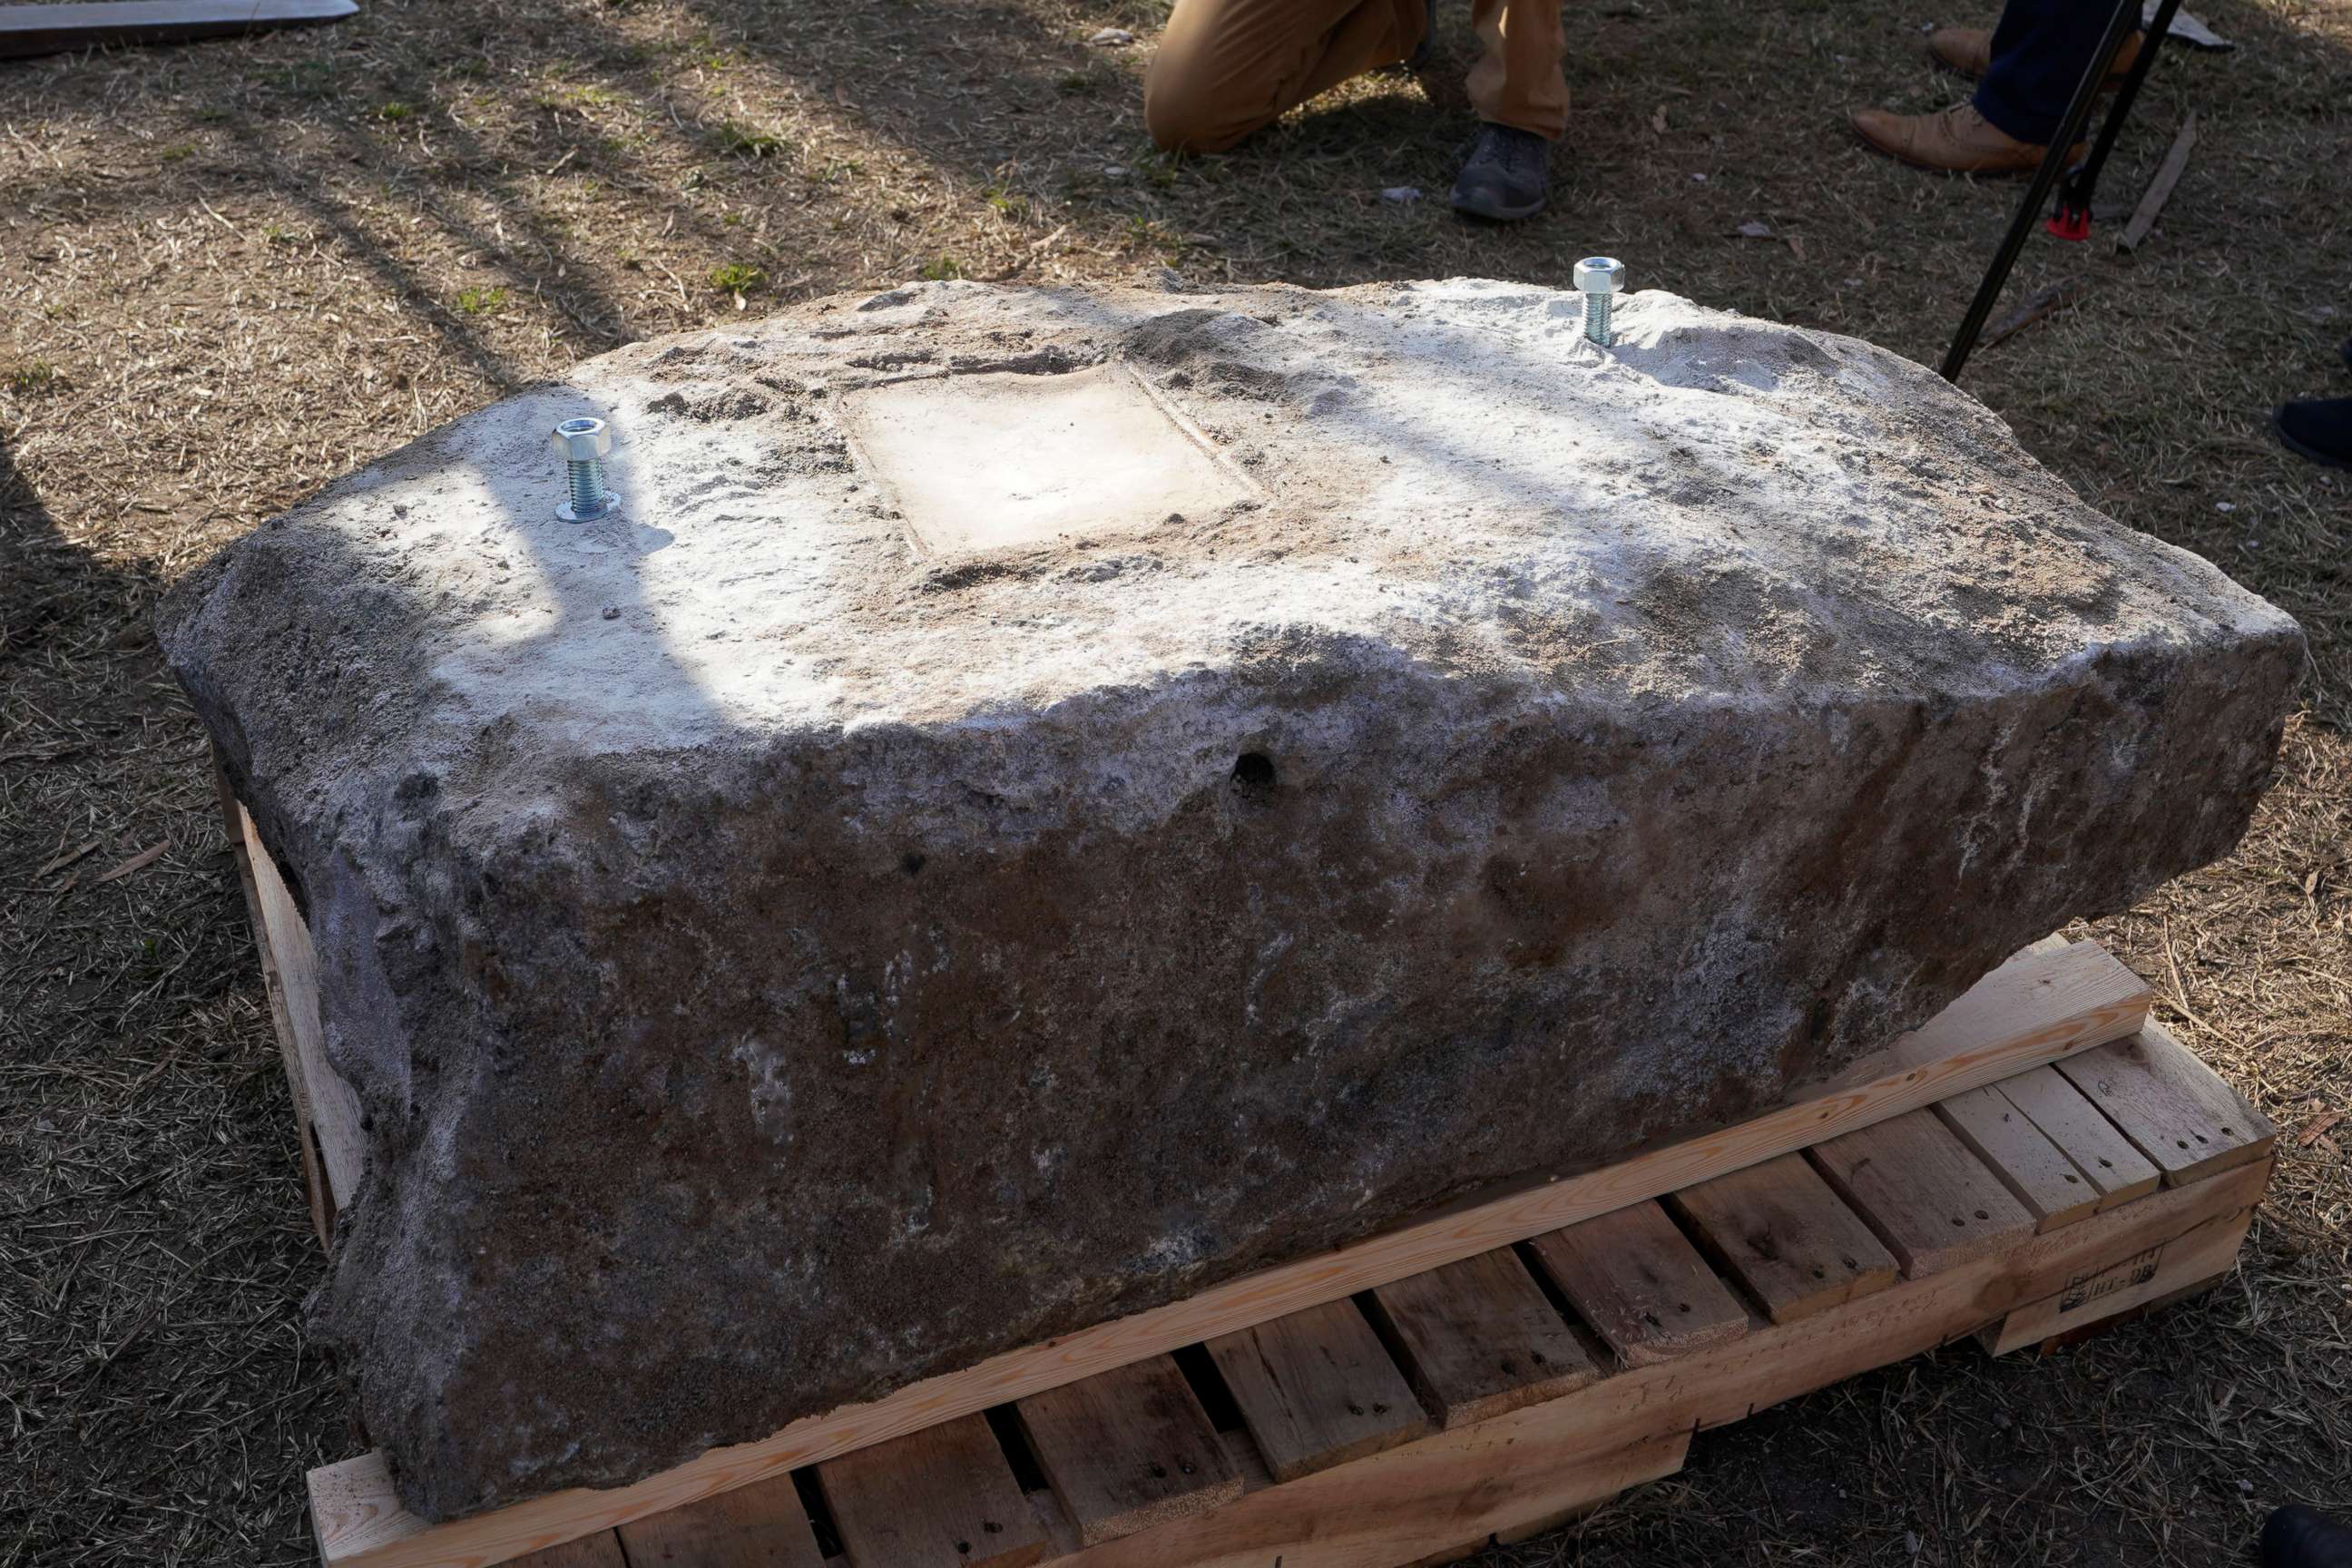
[1465,0,1568,140]
[1144,0,1428,153]
[1974,0,2139,144]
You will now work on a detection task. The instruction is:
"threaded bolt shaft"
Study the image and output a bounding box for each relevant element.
[566,457,607,515]
[1584,292,1612,348]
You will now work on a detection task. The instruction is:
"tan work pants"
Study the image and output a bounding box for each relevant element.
[1144,0,1569,154]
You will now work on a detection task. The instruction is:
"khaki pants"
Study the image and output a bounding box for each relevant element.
[1144,0,1568,154]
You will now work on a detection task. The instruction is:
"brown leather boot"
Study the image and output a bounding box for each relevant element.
[1928,25,2142,84]
[1849,102,2082,173]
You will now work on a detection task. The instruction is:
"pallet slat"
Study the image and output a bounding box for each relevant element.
[1992,1063,2161,1209]
[303,938,2153,1568]
[1935,1085,2101,1231]
[1808,1109,2036,1275]
[509,1536,627,1568]
[1015,1356,1241,1546]
[1042,1159,2269,1568]
[818,1415,1045,1568]
[1367,1249,1600,1428]
[1665,1152,1898,1323]
[1204,1299,1428,1482]
[1525,1200,1747,1367]
[614,1474,825,1568]
[2056,1024,2276,1186]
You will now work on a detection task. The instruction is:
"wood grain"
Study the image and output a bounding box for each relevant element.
[1994,1064,2161,1209]
[614,1474,825,1568]
[1015,1356,1240,1545]
[1666,1152,1898,1323]
[1524,1200,1747,1367]
[1206,1299,1428,1481]
[1809,1110,2035,1275]
[1367,1249,1600,1428]
[2056,1024,2276,1187]
[818,1415,1044,1568]
[1935,1085,2101,1230]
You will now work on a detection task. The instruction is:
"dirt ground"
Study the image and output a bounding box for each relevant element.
[1,0,2346,1563]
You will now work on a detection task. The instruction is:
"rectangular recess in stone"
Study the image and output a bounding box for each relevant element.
[838,363,1252,556]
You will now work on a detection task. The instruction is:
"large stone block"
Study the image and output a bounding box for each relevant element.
[158,279,2300,1520]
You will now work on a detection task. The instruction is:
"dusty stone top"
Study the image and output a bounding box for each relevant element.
[175,276,2289,828]
[158,278,2303,1520]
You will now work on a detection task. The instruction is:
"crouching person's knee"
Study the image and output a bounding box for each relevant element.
[1142,56,1252,153]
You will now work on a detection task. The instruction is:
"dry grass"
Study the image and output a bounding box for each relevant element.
[1,0,2347,1563]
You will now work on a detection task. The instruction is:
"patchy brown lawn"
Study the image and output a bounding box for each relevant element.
[1,0,2346,1563]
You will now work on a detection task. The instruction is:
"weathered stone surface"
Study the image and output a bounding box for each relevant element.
[158,278,2300,1520]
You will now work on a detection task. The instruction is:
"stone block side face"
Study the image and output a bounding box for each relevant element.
[309,630,2294,1520]
[154,279,2305,1519]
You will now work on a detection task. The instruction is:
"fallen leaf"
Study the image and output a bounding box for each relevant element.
[1087,26,1134,46]
[1736,219,1773,239]
[1651,105,1669,133]
[93,840,168,885]
[2296,1109,2345,1147]
[1788,235,1807,260]
[37,838,103,878]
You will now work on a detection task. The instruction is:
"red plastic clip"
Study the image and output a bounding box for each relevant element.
[2045,201,2092,242]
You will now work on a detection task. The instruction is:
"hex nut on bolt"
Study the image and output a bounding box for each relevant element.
[550,416,619,524]
[1573,257,1626,348]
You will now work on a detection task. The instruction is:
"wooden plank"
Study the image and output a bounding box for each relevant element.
[507,1535,626,1568]
[1810,1109,2035,1275]
[614,1474,825,1568]
[1399,1430,1690,1568]
[1935,1085,2101,1230]
[817,1414,1044,1568]
[306,939,2149,1568]
[237,801,368,1218]
[1994,1064,2161,1210]
[1524,1200,1746,1367]
[2118,113,2198,252]
[213,758,337,1248]
[2057,1023,2276,1187]
[1046,1160,2269,1568]
[1014,1356,1240,1545]
[1979,1168,2262,1355]
[1665,1152,1898,1323]
[0,0,356,60]
[1367,1249,1600,1428]
[1204,1299,1429,1481]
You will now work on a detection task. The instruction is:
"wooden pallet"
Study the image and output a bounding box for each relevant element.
[216,790,2275,1568]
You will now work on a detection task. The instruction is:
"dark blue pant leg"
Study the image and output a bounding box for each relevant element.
[1973,0,2140,144]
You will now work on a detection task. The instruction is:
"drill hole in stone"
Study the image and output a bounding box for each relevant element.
[1231,751,1278,796]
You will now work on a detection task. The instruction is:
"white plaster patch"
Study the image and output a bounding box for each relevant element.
[839,363,1253,556]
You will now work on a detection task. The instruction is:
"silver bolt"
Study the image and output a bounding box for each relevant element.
[1573,257,1625,347]
[549,416,618,523]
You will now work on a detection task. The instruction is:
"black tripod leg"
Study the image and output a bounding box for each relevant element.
[2062,0,2183,217]
[1939,0,2144,383]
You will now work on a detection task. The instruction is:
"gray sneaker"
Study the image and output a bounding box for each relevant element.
[1448,122,1551,221]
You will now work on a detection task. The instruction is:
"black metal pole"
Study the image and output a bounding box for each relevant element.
[2052,0,2182,230]
[1939,0,2144,383]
